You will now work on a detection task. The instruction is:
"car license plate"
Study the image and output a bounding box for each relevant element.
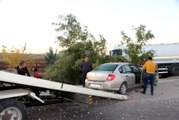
[90,84,101,89]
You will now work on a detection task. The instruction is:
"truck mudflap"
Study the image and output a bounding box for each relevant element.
[0,71,129,100]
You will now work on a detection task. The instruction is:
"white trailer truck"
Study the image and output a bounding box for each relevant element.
[0,70,128,120]
[110,43,179,77]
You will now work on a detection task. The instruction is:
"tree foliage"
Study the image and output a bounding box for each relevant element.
[44,47,58,66]
[120,25,155,64]
[44,14,108,84]
[53,14,107,58]
[44,15,155,84]
[1,45,34,70]
[44,54,79,84]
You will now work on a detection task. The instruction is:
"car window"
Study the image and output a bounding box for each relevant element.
[130,65,140,73]
[123,65,132,73]
[119,66,125,73]
[94,64,118,71]
[119,65,132,73]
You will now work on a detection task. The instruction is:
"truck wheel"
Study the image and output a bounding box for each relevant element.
[170,64,179,76]
[0,98,27,120]
[119,82,127,95]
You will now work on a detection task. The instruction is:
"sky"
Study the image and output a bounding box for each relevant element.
[0,0,179,54]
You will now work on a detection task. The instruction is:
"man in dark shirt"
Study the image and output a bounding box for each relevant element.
[16,61,30,76]
[81,57,92,87]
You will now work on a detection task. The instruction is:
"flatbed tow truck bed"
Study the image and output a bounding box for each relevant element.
[0,71,128,119]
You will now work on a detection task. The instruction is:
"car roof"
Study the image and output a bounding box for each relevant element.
[103,62,130,66]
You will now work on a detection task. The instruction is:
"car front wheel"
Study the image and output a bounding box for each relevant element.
[119,82,127,95]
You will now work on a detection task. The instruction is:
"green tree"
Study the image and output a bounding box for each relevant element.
[44,54,80,84]
[120,25,155,64]
[53,14,107,59]
[44,14,108,84]
[44,47,58,66]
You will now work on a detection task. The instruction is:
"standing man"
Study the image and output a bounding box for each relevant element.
[81,57,92,87]
[142,57,157,95]
[16,61,31,76]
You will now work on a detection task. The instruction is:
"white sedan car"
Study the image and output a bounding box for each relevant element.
[85,63,142,94]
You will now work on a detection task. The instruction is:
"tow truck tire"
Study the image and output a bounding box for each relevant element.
[0,98,27,120]
[169,64,179,76]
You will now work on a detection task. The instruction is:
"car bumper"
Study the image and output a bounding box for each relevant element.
[85,80,119,91]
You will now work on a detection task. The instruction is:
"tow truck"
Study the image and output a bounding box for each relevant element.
[0,70,128,120]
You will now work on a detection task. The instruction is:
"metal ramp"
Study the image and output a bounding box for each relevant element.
[0,71,128,100]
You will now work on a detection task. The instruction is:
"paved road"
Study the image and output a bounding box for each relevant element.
[28,77,179,120]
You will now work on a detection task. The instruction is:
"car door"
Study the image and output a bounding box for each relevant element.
[129,64,142,84]
[120,65,135,87]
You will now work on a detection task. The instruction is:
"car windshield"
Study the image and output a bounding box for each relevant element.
[94,64,118,71]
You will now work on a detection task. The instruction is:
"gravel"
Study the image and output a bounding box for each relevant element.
[28,77,179,120]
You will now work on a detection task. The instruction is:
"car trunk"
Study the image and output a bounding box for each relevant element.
[87,71,113,82]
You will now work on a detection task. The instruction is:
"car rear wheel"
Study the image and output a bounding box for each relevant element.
[119,82,127,95]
